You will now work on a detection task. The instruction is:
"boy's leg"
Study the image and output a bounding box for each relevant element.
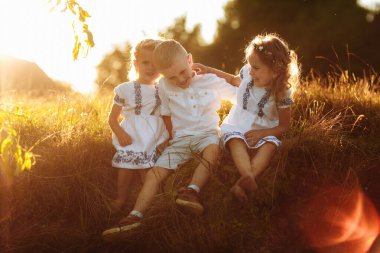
[112,169,134,213]
[189,143,220,189]
[250,142,277,179]
[102,166,171,237]
[175,133,220,215]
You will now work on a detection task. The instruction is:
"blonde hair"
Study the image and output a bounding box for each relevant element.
[152,39,188,70]
[128,38,162,80]
[245,33,300,103]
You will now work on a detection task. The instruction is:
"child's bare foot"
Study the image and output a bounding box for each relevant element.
[230,175,258,203]
[230,184,248,203]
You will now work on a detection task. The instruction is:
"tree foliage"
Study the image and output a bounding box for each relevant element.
[96,43,132,91]
[95,17,205,91]
[205,0,380,75]
[95,0,380,90]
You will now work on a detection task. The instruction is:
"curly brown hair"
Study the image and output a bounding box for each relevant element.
[245,33,300,103]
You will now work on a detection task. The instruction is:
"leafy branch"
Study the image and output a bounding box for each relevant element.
[49,0,95,60]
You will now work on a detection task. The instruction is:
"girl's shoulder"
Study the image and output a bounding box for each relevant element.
[114,81,135,92]
[115,81,135,89]
[239,64,250,80]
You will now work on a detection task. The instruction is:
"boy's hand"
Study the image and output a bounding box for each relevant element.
[192,63,209,75]
[116,131,132,146]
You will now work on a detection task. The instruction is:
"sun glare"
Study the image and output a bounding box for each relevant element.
[0,0,228,94]
[300,186,380,253]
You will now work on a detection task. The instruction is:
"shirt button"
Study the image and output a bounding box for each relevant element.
[193,105,196,108]
[191,96,194,99]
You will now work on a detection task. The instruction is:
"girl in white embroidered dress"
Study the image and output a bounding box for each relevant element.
[193,33,299,202]
[108,39,169,213]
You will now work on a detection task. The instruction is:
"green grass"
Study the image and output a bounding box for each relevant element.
[1,71,379,253]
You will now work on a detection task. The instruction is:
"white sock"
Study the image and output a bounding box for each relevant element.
[187,184,200,193]
[129,210,143,218]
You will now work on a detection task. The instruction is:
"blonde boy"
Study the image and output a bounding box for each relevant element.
[103,39,236,236]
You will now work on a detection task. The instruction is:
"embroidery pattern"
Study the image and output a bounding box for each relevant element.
[150,85,161,115]
[113,149,159,166]
[222,131,245,144]
[114,94,125,106]
[257,89,271,117]
[134,82,142,115]
[278,97,293,107]
[242,79,271,118]
[242,80,254,110]
[239,67,244,79]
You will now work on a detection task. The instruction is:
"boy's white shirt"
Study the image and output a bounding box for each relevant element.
[158,73,237,138]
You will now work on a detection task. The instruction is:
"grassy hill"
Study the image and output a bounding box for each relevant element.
[0,70,379,253]
[0,56,71,98]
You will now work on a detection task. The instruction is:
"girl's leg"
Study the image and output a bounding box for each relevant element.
[189,144,220,189]
[132,166,171,214]
[228,138,253,178]
[138,169,148,185]
[112,169,134,212]
[250,143,277,180]
[228,138,257,202]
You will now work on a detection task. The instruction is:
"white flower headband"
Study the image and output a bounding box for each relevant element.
[252,43,289,69]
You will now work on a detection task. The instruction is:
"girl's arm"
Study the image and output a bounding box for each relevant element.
[192,63,241,87]
[244,107,291,143]
[162,115,173,140]
[108,104,132,146]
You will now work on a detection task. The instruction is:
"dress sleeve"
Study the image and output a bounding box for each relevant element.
[158,79,171,116]
[113,84,127,107]
[277,88,293,108]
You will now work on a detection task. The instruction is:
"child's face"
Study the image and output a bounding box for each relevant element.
[134,49,160,84]
[247,52,276,88]
[159,53,193,89]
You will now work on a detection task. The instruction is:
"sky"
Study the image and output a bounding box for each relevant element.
[0,0,379,94]
[0,0,229,93]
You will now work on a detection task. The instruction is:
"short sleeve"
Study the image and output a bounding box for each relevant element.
[277,88,293,108]
[113,85,127,107]
[158,79,171,116]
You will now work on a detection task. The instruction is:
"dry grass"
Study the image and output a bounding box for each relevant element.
[1,72,380,253]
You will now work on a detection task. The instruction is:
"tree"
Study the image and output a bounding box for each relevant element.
[205,0,380,75]
[96,16,206,91]
[95,43,132,91]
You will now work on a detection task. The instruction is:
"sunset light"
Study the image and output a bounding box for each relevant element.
[0,0,228,94]
[1,1,380,252]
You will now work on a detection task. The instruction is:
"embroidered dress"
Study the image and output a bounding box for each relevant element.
[112,81,169,169]
[221,64,293,149]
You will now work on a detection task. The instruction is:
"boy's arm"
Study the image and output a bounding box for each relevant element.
[192,63,241,87]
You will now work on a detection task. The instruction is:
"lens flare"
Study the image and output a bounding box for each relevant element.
[300,186,380,253]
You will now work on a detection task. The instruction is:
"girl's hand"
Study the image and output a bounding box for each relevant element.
[116,131,132,146]
[192,63,210,74]
[244,130,265,146]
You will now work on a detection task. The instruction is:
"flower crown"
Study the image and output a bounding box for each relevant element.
[252,43,289,69]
